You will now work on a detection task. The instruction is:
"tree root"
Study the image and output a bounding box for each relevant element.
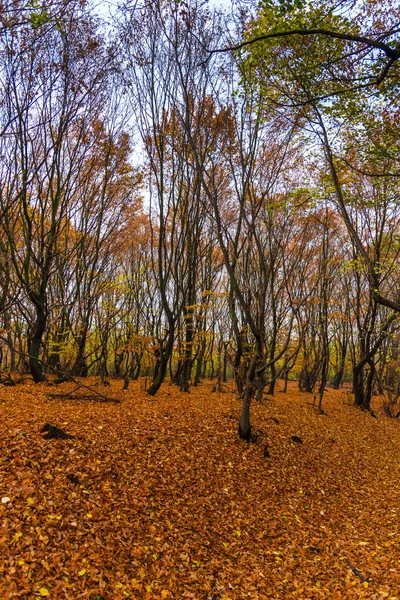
[0,373,15,386]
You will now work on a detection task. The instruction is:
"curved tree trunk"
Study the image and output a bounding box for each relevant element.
[332,368,344,389]
[147,327,175,396]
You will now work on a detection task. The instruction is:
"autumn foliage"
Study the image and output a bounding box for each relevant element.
[1,378,399,599]
[1,2,400,597]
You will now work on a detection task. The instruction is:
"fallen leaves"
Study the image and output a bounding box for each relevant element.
[0,378,400,598]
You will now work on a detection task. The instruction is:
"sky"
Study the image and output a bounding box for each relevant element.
[210,0,233,7]
[95,0,237,21]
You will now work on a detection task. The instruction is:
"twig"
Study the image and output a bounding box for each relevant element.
[346,557,369,582]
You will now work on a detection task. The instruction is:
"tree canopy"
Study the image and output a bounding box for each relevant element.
[0,0,400,428]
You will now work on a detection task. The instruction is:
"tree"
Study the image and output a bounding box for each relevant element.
[211,0,400,95]
[122,0,225,396]
[0,5,113,381]
[0,0,78,35]
[213,0,400,319]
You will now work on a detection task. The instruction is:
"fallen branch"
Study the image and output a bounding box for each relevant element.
[346,557,369,582]
[48,385,120,404]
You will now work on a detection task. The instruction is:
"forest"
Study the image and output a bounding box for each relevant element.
[1,0,400,598]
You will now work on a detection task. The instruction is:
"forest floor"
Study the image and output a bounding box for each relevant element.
[0,378,400,600]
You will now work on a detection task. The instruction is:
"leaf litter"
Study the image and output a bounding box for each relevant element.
[0,378,400,599]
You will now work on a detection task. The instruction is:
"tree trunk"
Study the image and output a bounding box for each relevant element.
[268,361,276,395]
[28,303,47,383]
[153,351,161,382]
[147,328,175,396]
[268,319,277,395]
[364,358,375,411]
[332,368,344,389]
[114,351,124,378]
[234,346,243,394]
[318,353,329,411]
[299,364,318,393]
[222,342,228,383]
[72,333,89,377]
[180,308,194,392]
[332,342,347,389]
[134,354,142,379]
[4,312,15,372]
[214,337,223,392]
[283,366,289,393]
[238,354,258,441]
[239,386,252,441]
[194,339,206,386]
[353,364,365,407]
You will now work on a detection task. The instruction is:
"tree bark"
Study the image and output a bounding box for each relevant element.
[239,354,258,441]
[147,328,175,396]
[28,302,47,383]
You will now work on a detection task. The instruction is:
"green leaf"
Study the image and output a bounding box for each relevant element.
[29,11,50,29]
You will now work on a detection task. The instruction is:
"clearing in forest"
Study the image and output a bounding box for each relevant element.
[0,379,399,599]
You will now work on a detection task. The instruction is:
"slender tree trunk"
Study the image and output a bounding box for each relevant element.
[239,353,258,441]
[332,342,347,389]
[268,300,277,395]
[318,353,329,411]
[364,358,375,411]
[133,353,142,379]
[283,366,289,393]
[234,346,243,394]
[353,363,365,407]
[153,353,161,382]
[239,386,252,441]
[214,336,223,392]
[194,338,206,386]
[209,354,214,380]
[268,361,276,395]
[114,351,124,378]
[222,342,228,383]
[4,312,15,372]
